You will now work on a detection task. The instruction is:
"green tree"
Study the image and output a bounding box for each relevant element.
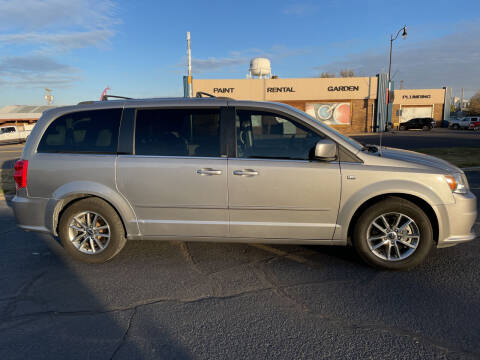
[339,69,355,77]
[468,91,480,115]
[319,72,335,78]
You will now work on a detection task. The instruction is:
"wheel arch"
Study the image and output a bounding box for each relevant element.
[46,181,140,237]
[346,193,439,245]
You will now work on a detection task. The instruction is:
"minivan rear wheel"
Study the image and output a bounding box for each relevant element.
[59,197,126,263]
[353,197,434,270]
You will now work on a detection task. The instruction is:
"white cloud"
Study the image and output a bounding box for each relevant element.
[0,0,119,51]
[315,24,480,97]
[282,3,319,15]
[0,29,116,52]
[0,0,118,31]
[0,0,119,87]
[179,46,310,74]
[0,55,81,88]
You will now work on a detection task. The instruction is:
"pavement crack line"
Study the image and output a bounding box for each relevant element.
[0,274,478,358]
[2,271,46,319]
[177,242,206,275]
[251,259,480,359]
[109,307,136,360]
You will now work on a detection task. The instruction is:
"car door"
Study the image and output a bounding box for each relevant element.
[116,107,229,238]
[227,109,341,240]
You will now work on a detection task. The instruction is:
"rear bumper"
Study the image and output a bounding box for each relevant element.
[12,194,51,234]
[436,191,478,248]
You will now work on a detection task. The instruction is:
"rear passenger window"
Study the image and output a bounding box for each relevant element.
[135,109,221,157]
[37,109,122,154]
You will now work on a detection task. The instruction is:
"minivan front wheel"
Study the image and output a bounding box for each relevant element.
[59,197,126,263]
[353,197,434,270]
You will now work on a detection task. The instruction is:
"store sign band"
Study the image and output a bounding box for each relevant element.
[212,85,361,96]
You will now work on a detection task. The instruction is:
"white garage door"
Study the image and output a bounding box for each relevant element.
[400,107,432,123]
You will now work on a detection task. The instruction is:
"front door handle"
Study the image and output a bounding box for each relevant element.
[196,168,223,176]
[233,169,259,177]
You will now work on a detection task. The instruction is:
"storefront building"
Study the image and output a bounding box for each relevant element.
[391,89,447,128]
[191,76,449,134]
[0,105,56,127]
[192,77,378,134]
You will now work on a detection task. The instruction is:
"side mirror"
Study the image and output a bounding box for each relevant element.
[314,139,337,161]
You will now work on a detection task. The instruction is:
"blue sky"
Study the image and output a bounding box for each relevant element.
[0,0,479,106]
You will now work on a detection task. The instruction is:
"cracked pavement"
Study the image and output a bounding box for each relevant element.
[0,172,479,359]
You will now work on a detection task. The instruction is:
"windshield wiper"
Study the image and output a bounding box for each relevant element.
[361,144,379,153]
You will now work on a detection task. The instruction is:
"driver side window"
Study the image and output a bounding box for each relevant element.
[236,110,324,160]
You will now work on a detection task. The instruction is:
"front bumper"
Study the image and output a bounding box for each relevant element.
[436,191,478,248]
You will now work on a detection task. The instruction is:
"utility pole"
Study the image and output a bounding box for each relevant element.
[44,88,54,105]
[187,32,193,98]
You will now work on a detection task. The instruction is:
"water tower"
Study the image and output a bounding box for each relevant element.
[248,58,272,79]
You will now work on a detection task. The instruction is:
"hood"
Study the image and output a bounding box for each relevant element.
[372,147,461,174]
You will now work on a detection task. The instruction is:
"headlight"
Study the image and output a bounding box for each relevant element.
[444,173,469,194]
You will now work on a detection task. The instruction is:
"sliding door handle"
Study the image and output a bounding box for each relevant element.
[233,169,259,176]
[196,168,223,176]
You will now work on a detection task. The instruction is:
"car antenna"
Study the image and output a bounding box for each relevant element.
[379,123,383,156]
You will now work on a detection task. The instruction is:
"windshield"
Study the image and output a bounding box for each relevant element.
[288,106,364,151]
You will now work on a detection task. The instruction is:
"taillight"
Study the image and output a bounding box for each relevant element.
[14,160,28,189]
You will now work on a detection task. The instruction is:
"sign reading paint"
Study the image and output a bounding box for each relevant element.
[305,102,351,125]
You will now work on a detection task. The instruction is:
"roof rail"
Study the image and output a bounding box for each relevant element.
[101,95,133,101]
[195,91,215,98]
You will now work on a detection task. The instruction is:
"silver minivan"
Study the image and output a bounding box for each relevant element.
[12,98,477,269]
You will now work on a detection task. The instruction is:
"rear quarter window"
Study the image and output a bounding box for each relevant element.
[37,109,122,154]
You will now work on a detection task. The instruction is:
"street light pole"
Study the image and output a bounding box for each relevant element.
[385,25,407,131]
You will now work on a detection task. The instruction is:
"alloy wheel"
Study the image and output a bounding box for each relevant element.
[68,211,111,254]
[366,212,420,261]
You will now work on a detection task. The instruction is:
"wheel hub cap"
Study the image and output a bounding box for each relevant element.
[366,212,420,262]
[68,211,111,255]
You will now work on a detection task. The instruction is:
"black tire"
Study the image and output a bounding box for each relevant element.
[399,126,406,131]
[58,197,127,263]
[422,125,431,131]
[452,124,459,130]
[352,197,434,270]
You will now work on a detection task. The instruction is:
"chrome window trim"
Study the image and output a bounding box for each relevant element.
[117,154,227,160]
[227,157,338,164]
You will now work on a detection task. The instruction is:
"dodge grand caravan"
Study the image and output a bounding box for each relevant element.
[12,98,477,270]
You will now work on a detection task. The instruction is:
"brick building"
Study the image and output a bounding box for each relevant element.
[191,76,449,134]
[391,89,447,128]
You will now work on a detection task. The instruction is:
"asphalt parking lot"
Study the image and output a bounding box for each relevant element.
[0,130,479,359]
[351,128,480,149]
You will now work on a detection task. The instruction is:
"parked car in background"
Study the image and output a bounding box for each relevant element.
[449,117,476,130]
[399,117,435,131]
[12,97,477,270]
[468,118,480,130]
[0,125,31,145]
